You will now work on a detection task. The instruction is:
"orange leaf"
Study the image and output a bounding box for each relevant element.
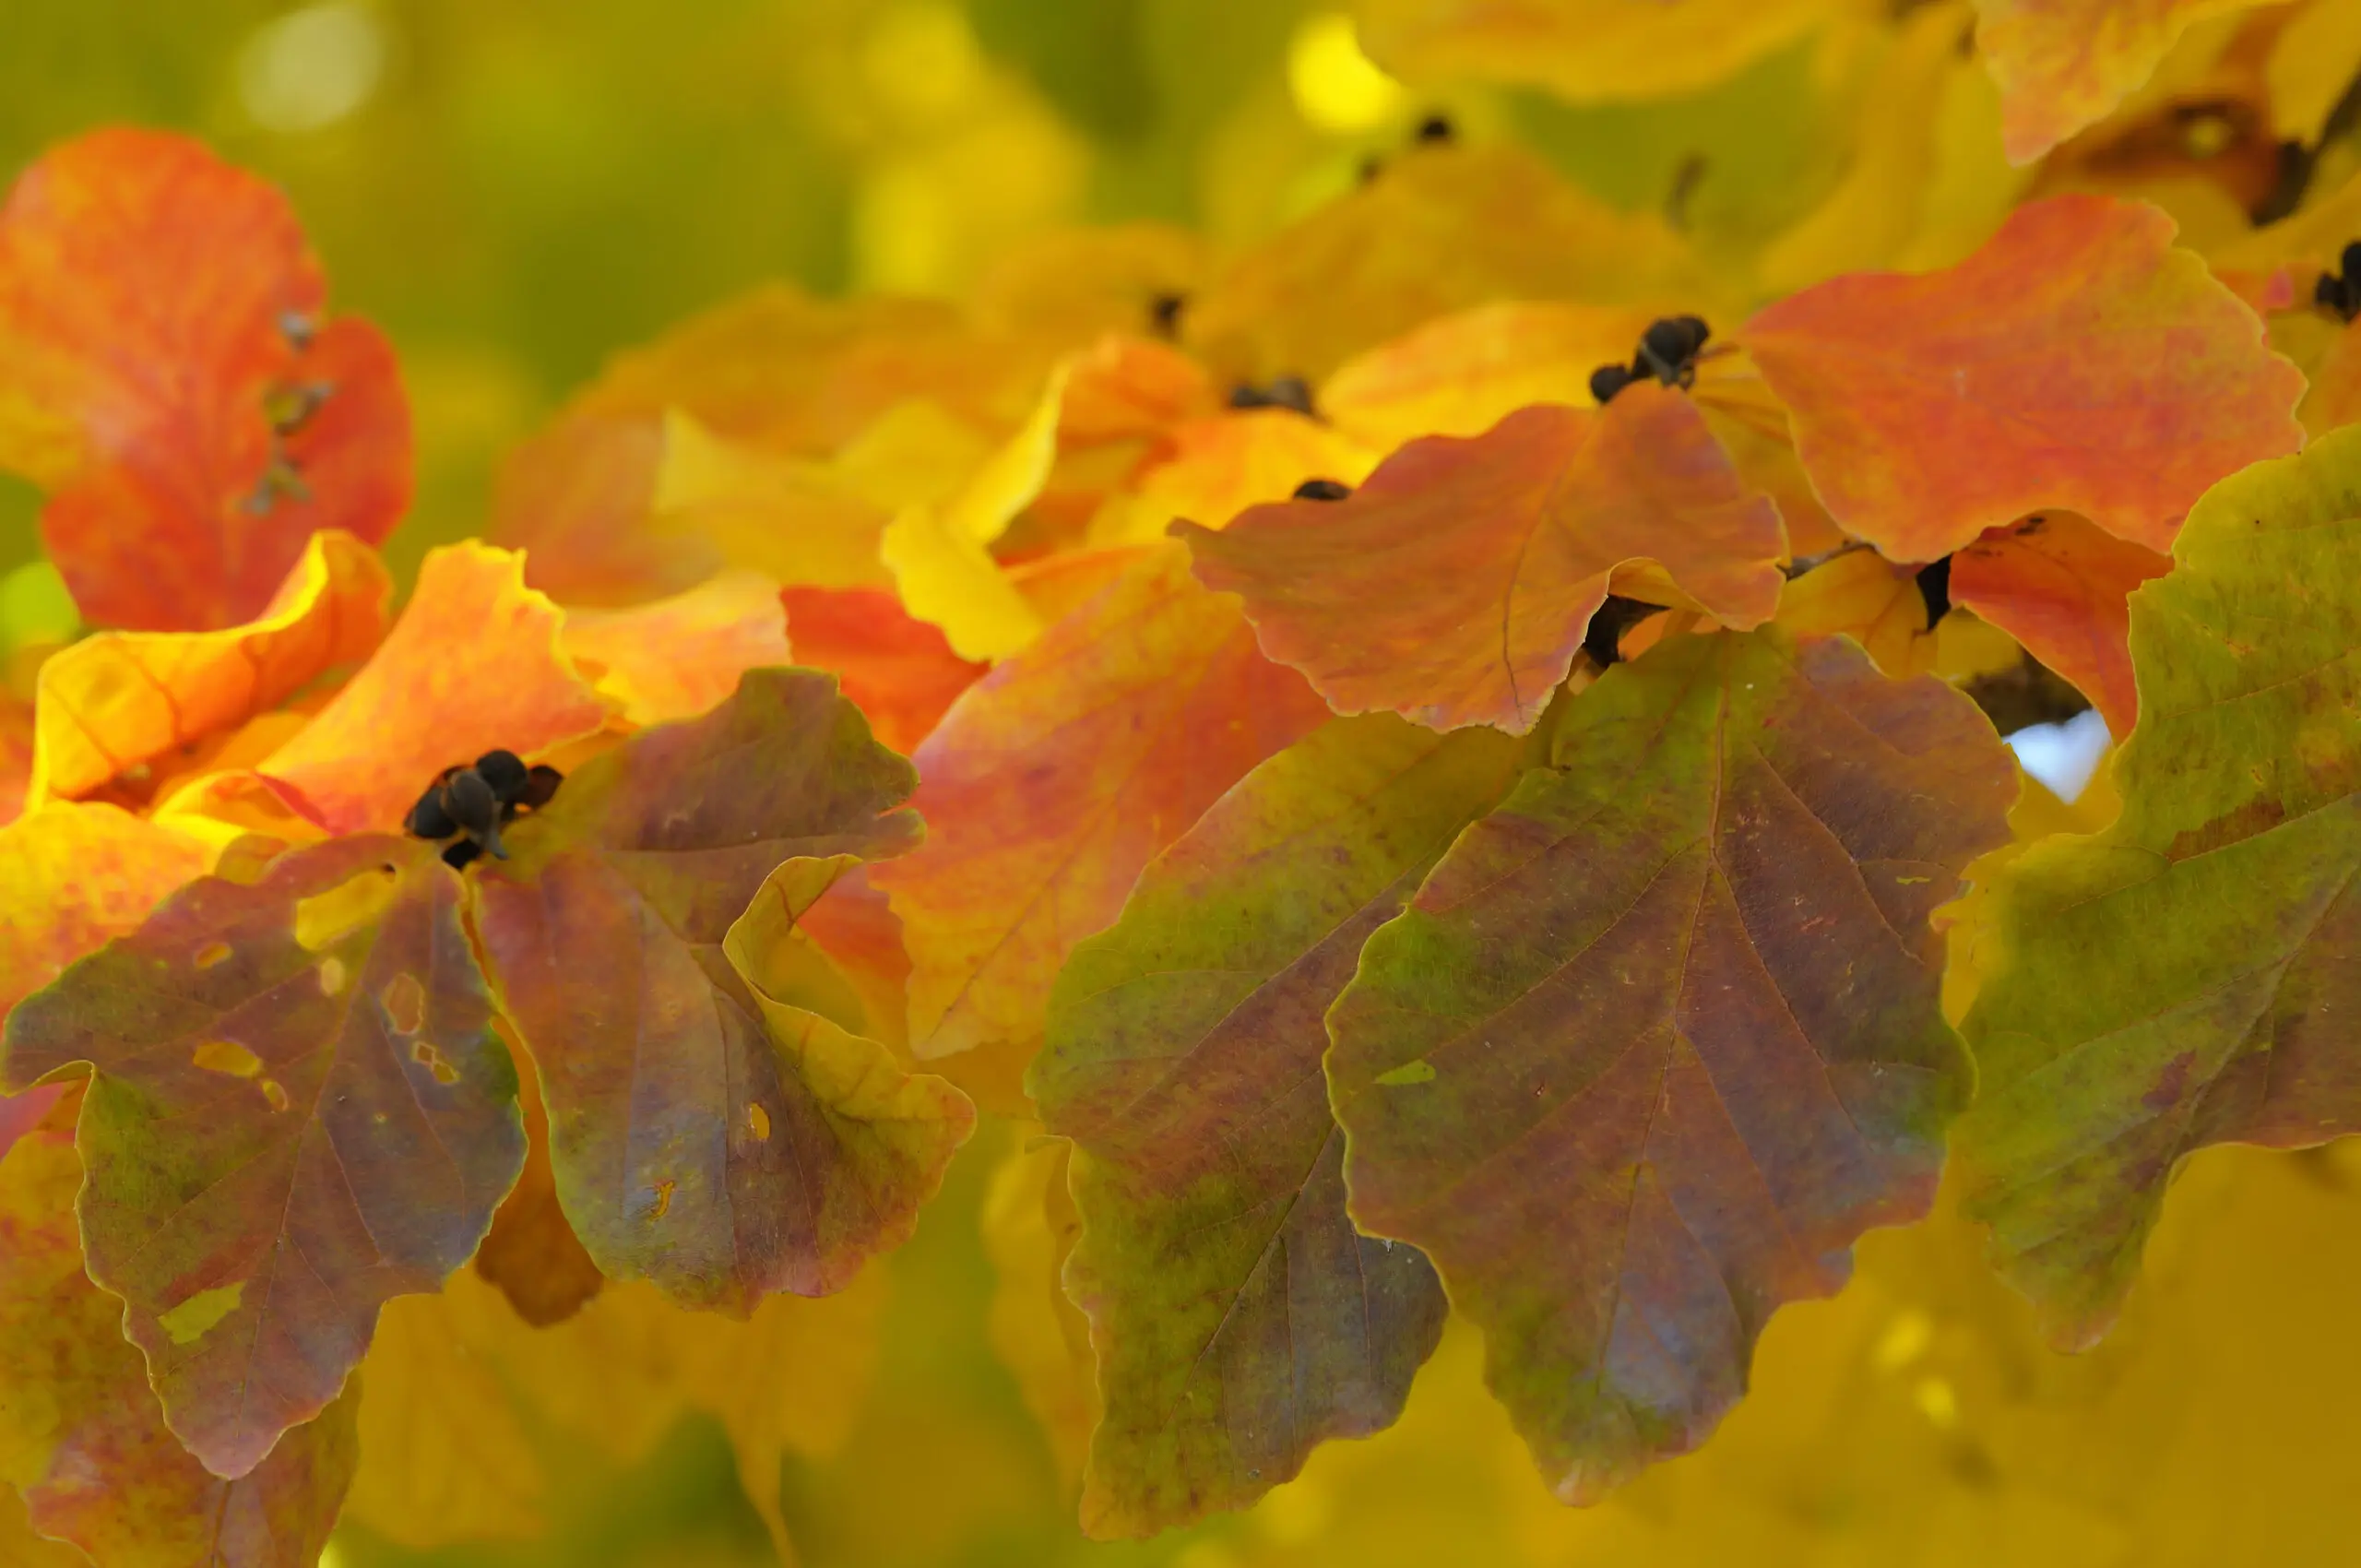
[1951,512,2172,735]
[0,1129,359,1562]
[489,413,687,608]
[778,586,988,755]
[870,544,1333,1059]
[1091,410,1382,546]
[1186,145,1706,385]
[0,802,209,1025]
[258,542,610,834]
[560,568,791,728]
[1178,386,1787,735]
[27,529,389,807]
[1321,301,1655,451]
[0,693,29,826]
[1742,195,2303,561]
[1971,0,2262,163]
[0,129,409,632]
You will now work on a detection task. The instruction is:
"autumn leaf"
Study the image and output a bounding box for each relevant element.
[1185,145,1706,385]
[0,128,409,633]
[980,1136,1097,1490]
[1178,386,1787,735]
[1348,0,1840,106]
[0,1128,361,1566]
[871,543,1332,1061]
[0,802,211,1024]
[777,586,988,754]
[469,1030,604,1330]
[1036,715,1518,1534]
[1319,301,1655,452]
[1742,194,2304,562]
[471,669,971,1312]
[1954,426,2361,1349]
[1,833,522,1480]
[255,541,610,835]
[26,529,389,807]
[558,568,792,728]
[1949,512,2172,735]
[1326,627,2015,1501]
[1086,410,1380,548]
[1970,0,2262,163]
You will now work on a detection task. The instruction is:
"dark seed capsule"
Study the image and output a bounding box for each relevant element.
[1415,113,1455,145]
[1294,478,1352,502]
[1589,362,1635,405]
[406,780,457,840]
[1149,291,1187,339]
[474,749,529,802]
[444,768,509,859]
[442,838,484,871]
[2342,239,2361,285]
[1637,315,1712,385]
[515,765,564,814]
[1916,555,1954,626]
[1228,376,1319,418]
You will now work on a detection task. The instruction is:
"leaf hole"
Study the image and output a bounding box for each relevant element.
[192,1039,264,1079]
[409,1039,459,1086]
[318,957,347,994]
[259,1078,291,1113]
[193,941,232,970]
[748,1104,771,1141]
[648,1179,675,1220]
[381,972,425,1034]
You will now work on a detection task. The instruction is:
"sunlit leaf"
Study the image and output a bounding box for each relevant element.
[0,802,210,1024]
[0,129,409,632]
[871,543,1332,1061]
[1950,511,2171,735]
[1179,386,1786,735]
[27,530,389,807]
[1088,410,1381,547]
[472,669,970,1311]
[1970,0,2263,162]
[1327,627,2014,1501]
[0,1128,361,1566]
[777,586,989,755]
[1320,302,1653,452]
[256,541,609,835]
[559,568,792,728]
[1350,0,1842,104]
[1743,194,2303,561]
[1037,715,1518,1534]
[1954,426,2361,1348]
[980,1136,1097,1491]
[1,834,521,1479]
[1187,145,1706,384]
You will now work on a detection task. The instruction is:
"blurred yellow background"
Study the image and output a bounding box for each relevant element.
[9,4,2361,1564]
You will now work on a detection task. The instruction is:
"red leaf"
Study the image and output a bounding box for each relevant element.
[1177,386,1786,735]
[473,670,972,1311]
[1326,629,2015,1499]
[0,129,410,632]
[779,586,989,755]
[1951,512,2172,735]
[870,544,1333,1059]
[1,834,524,1479]
[1742,195,2303,562]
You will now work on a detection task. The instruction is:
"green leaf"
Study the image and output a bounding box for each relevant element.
[474,668,973,1313]
[1,834,519,1480]
[1035,715,1520,1535]
[1955,426,2361,1348]
[1326,627,2014,1501]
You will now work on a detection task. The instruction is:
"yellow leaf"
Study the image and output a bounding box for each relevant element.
[2266,0,2361,142]
[560,569,792,728]
[981,1135,1097,1489]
